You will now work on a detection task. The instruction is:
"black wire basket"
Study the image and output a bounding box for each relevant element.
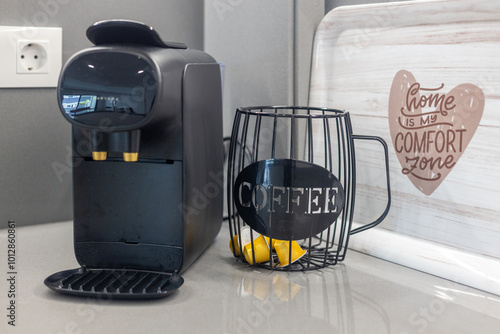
[227,106,391,271]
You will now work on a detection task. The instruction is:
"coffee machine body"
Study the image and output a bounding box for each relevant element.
[57,22,223,274]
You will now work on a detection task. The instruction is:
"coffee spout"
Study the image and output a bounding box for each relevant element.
[123,152,139,162]
[92,151,108,161]
[109,130,141,162]
[90,130,108,161]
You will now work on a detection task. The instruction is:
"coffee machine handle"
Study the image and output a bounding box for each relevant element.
[349,135,391,235]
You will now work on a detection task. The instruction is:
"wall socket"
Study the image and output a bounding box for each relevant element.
[17,40,50,74]
[0,26,62,88]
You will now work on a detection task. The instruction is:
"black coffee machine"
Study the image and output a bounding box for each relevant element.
[44,20,223,299]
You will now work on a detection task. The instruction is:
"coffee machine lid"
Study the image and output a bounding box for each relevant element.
[87,19,188,49]
[44,267,184,300]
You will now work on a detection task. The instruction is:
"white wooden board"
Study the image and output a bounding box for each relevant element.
[309,0,500,294]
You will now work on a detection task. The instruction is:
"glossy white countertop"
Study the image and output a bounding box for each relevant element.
[1,221,500,334]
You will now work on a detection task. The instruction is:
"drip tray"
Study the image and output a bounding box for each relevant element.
[44,267,183,300]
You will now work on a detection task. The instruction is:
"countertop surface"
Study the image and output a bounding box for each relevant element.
[1,221,500,334]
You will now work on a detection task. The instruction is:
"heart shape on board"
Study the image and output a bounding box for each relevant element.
[388,70,485,196]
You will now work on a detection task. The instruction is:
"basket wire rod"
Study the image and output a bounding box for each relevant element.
[306,115,315,269]
[334,118,343,254]
[343,117,353,258]
[342,114,357,260]
[227,111,242,257]
[327,118,343,250]
[322,110,329,171]
[290,115,294,160]
[269,236,274,269]
[324,117,337,249]
[334,118,348,260]
[324,118,339,247]
[325,113,334,180]
[271,114,278,159]
[339,115,354,260]
[322,224,333,267]
[293,259,308,271]
[336,118,343,187]
[237,112,251,259]
[250,226,256,266]
[308,257,330,267]
[310,115,330,249]
[295,107,302,160]
[311,233,322,248]
[344,116,356,259]
[312,115,326,248]
[265,114,275,269]
[320,117,334,266]
[307,236,313,270]
[238,112,251,175]
[324,116,337,251]
[307,115,313,164]
[268,195,275,269]
[252,115,262,162]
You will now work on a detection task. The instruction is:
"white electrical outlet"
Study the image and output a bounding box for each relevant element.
[17,40,50,74]
[0,26,62,88]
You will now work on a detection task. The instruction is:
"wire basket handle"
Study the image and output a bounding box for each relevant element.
[349,135,391,235]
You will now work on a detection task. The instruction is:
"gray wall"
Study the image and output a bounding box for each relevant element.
[204,1,294,138]
[0,0,203,227]
[204,0,324,138]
